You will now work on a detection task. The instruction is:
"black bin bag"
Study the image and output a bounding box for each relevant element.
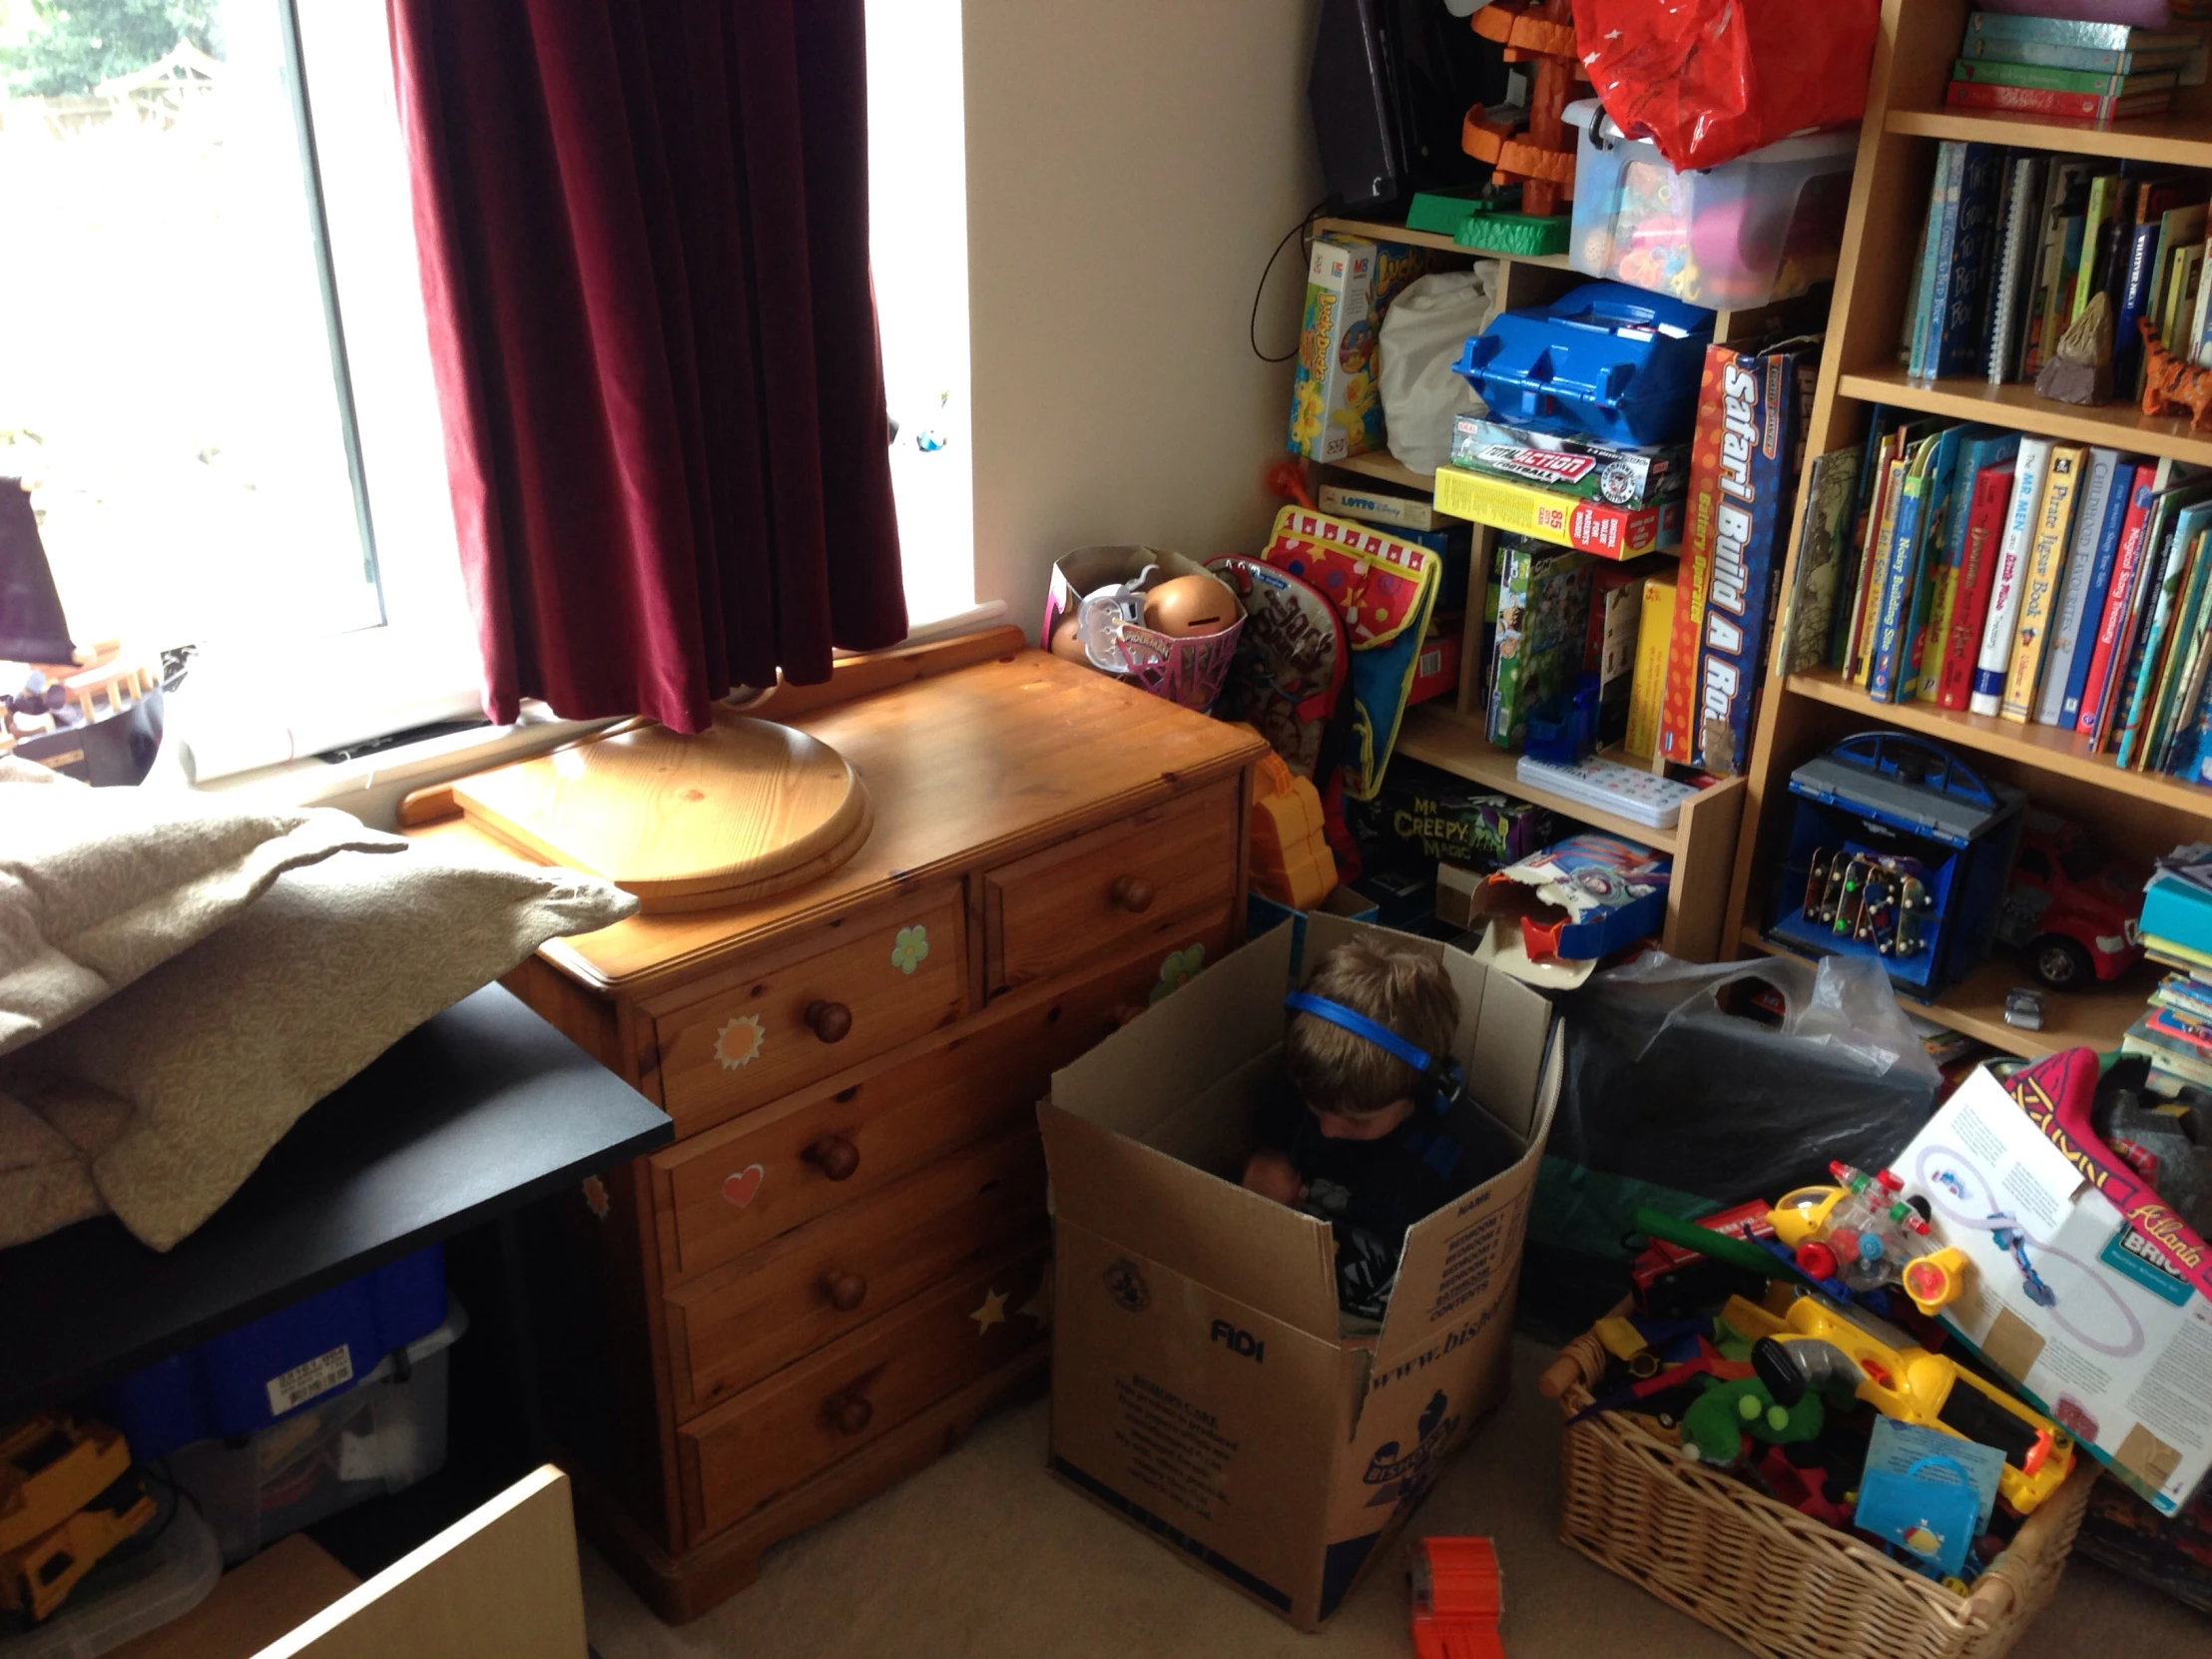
[1523,950,1942,1328]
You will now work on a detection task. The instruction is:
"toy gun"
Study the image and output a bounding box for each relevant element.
[1750,1296,2073,1514]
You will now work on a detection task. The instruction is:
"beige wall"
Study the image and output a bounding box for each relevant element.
[963,0,1324,638]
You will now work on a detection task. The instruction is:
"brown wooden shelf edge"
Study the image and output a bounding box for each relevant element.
[1740,925,2154,1060]
[1835,367,2212,468]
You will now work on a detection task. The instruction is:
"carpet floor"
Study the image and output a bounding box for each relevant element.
[580,1339,2204,1658]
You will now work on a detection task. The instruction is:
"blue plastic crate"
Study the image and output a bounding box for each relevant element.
[100,1246,447,1460]
[1452,280,1713,447]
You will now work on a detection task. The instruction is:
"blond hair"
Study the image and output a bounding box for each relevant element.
[1285,941,1459,1118]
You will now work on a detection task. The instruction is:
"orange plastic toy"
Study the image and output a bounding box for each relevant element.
[1410,1535,1505,1659]
[1460,0,1585,218]
[1249,748,1337,910]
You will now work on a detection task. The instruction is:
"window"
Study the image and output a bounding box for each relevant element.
[864,0,975,630]
[1,1,974,771]
[0,0,468,714]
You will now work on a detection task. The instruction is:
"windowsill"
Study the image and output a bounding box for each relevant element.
[168,599,1009,829]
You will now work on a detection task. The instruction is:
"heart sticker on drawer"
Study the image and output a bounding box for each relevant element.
[721,1164,767,1209]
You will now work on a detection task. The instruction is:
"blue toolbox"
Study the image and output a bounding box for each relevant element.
[1767,734,2026,998]
[98,1246,448,1460]
[1451,280,1713,447]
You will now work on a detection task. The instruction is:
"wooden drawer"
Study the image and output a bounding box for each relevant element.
[980,780,1239,997]
[648,884,966,1135]
[681,1240,1050,1537]
[653,912,1231,1284]
[667,1128,1045,1415]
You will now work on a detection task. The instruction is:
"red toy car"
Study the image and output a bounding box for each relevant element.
[1994,812,2146,990]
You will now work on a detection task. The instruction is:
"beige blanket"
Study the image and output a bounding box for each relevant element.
[0,762,636,1249]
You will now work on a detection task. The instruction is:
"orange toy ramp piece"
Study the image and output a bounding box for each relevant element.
[1248,750,1337,910]
[1410,1535,1505,1659]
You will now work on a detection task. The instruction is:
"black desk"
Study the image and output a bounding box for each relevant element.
[0,983,672,1420]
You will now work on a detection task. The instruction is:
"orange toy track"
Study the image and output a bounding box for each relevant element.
[1461,0,1585,217]
[1410,1535,1505,1659]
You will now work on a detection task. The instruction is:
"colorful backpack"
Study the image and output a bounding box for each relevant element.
[1258,506,1440,802]
[1206,554,1347,779]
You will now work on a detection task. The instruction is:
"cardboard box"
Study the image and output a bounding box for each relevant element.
[1039,916,1561,1629]
[1318,483,1445,533]
[1896,1065,2212,1516]
[1433,465,1683,560]
[1624,571,1676,761]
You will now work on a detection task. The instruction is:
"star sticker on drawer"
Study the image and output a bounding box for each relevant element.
[969,1287,1008,1335]
[713,1013,765,1070]
[1016,1280,1052,1332]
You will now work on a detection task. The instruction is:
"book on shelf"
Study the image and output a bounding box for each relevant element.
[1959,29,2197,76]
[2163,243,2204,354]
[1871,427,1962,703]
[1942,79,2173,121]
[1914,427,2017,703]
[2034,447,2127,726]
[2050,459,2139,729]
[2025,161,2093,381]
[1987,154,2047,384]
[1623,570,1675,762]
[2114,495,2212,765]
[1947,57,2179,97]
[2143,518,2212,770]
[1913,144,1966,379]
[1962,13,2208,57]
[1971,435,2054,717]
[2122,1015,2212,1092]
[1999,442,2086,723]
[1937,460,2016,711]
[1779,447,1860,678]
[2090,473,2212,749]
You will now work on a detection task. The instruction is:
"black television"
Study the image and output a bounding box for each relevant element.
[1307,0,1502,214]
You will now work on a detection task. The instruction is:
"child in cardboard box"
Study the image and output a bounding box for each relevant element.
[1242,941,1517,1321]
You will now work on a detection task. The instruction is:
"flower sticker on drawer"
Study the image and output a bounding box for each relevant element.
[890,924,930,976]
[714,1012,766,1070]
[1149,943,1205,1004]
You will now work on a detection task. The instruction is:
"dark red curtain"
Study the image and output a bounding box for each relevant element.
[387,0,907,732]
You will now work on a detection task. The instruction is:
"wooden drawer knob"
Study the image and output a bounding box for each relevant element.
[822,1270,868,1312]
[828,1391,873,1434]
[805,999,853,1043]
[803,1134,860,1181]
[1109,875,1155,914]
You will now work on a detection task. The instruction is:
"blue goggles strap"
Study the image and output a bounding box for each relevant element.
[1283,992,1464,1111]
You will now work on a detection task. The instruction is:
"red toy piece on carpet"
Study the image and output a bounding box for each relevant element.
[1410,1535,1505,1659]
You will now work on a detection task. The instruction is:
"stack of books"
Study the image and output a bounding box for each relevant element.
[1946,12,2203,125]
[1904,138,2212,393]
[2127,848,2212,1092]
[1790,412,2212,785]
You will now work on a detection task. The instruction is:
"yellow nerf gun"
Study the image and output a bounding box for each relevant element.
[1751,1295,2073,1514]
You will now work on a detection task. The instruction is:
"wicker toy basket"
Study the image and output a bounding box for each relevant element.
[1537,1313,2097,1659]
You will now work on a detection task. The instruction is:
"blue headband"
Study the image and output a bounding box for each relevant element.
[1284,992,1465,1113]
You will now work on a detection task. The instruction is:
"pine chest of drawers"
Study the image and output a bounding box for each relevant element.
[403,631,1263,1620]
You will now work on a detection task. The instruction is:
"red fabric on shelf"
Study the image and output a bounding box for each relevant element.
[387,0,905,731]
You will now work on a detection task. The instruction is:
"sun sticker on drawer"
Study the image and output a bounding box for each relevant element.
[714,1013,765,1070]
[1150,943,1206,1004]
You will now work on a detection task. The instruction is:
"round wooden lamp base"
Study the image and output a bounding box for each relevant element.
[450,711,872,912]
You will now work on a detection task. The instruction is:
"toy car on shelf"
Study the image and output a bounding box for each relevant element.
[1993,812,2146,991]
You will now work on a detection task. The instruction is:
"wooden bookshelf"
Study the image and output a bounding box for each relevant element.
[1836,366,2212,469]
[1743,926,2154,1060]
[1394,704,1747,962]
[1313,216,1575,268]
[1788,669,2212,816]
[1887,107,2212,172]
[1722,0,2212,1058]
[1326,449,1432,494]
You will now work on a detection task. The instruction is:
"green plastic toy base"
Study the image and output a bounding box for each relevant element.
[1453,213,1571,257]
[1404,189,1494,237]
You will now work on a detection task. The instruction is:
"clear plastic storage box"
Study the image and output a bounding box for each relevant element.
[167,1299,467,1564]
[0,1498,220,1659]
[1564,100,1858,310]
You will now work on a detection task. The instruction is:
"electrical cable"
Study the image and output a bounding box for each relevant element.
[1250,196,1336,363]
